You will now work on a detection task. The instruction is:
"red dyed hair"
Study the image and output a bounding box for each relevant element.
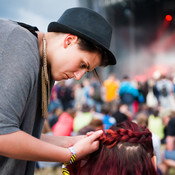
[68,120,158,175]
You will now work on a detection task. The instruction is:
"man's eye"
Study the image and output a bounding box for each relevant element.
[80,62,87,69]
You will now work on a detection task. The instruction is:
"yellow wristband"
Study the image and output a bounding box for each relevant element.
[68,146,76,164]
[62,147,76,175]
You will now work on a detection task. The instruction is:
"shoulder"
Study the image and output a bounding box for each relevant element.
[0,18,16,32]
[0,19,40,69]
[0,19,38,49]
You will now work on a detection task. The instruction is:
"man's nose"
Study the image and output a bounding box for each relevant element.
[74,70,87,80]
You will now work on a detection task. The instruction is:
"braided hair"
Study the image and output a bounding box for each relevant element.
[68,120,158,175]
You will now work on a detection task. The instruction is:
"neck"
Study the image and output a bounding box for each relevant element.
[36,31,45,58]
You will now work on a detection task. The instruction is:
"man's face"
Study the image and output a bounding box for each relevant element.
[47,34,101,81]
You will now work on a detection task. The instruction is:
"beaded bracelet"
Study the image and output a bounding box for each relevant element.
[62,146,76,175]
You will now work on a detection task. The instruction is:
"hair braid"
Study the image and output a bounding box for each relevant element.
[99,127,152,148]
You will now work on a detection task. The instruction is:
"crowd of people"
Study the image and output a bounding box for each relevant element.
[41,72,175,175]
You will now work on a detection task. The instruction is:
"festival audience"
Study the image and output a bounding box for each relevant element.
[45,73,175,174]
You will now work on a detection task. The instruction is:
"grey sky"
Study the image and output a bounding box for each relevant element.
[0,0,80,32]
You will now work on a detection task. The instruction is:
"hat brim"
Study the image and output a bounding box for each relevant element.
[48,22,116,65]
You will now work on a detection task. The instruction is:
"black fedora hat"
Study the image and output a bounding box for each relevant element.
[48,7,116,65]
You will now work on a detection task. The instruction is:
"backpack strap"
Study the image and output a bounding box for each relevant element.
[17,22,39,38]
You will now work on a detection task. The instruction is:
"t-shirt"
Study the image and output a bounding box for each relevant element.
[167,117,175,136]
[148,115,164,140]
[103,79,119,102]
[52,112,74,136]
[0,19,47,175]
[73,112,93,133]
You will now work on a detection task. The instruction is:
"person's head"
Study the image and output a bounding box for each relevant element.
[69,120,157,175]
[108,73,116,81]
[66,108,77,118]
[81,104,91,113]
[101,104,111,115]
[89,119,104,130]
[122,75,129,81]
[45,33,102,81]
[78,119,104,135]
[159,108,175,126]
[151,108,159,117]
[45,7,116,81]
[136,113,148,127]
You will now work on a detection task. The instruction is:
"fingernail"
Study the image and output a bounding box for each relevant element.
[97,130,103,134]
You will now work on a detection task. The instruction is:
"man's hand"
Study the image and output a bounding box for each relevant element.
[73,130,103,160]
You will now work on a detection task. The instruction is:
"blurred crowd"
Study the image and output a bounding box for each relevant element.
[39,72,175,175]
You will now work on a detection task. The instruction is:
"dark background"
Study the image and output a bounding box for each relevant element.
[79,0,175,79]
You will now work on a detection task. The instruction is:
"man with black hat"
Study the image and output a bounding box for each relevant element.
[0,7,116,174]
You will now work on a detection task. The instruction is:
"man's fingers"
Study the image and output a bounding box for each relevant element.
[86,131,94,137]
[88,130,103,141]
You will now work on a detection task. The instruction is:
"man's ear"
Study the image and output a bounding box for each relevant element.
[64,34,78,48]
[152,155,157,170]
